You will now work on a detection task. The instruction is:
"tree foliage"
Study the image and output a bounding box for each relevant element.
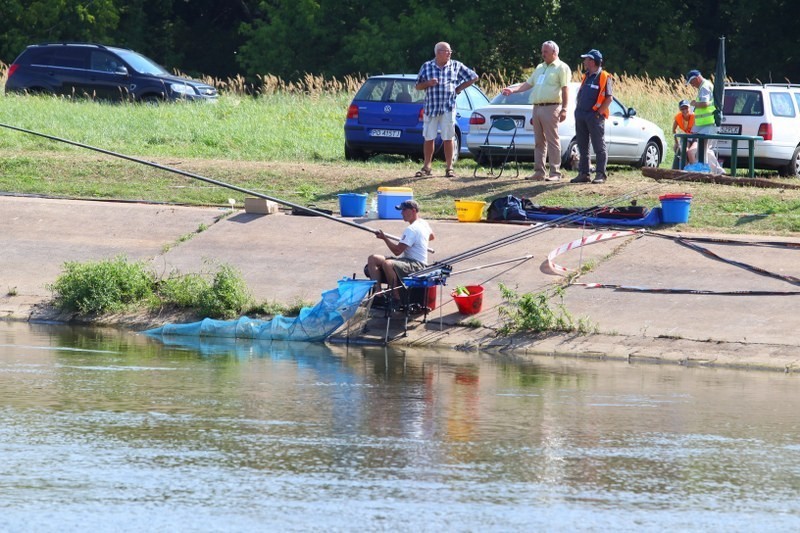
[1,0,797,83]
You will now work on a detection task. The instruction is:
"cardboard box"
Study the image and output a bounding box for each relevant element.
[244,198,279,215]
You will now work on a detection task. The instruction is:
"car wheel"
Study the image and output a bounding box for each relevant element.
[561,139,578,170]
[779,145,800,177]
[139,94,163,105]
[638,140,662,168]
[451,132,461,165]
[344,143,368,161]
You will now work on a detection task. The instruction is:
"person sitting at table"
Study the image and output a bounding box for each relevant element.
[673,99,697,165]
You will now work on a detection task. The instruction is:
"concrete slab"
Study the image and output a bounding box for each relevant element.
[0,196,218,300]
[3,195,800,369]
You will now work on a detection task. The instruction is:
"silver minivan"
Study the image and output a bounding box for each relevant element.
[717,83,800,177]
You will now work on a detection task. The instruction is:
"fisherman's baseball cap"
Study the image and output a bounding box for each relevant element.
[396,200,419,211]
[678,99,690,109]
[685,70,701,84]
[580,49,603,63]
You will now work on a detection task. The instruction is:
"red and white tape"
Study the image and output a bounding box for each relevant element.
[547,230,642,275]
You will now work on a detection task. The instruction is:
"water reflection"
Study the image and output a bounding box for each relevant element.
[2,321,800,531]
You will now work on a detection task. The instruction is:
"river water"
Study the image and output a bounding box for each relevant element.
[1,321,799,532]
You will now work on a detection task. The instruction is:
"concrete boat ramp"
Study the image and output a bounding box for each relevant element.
[2,195,799,371]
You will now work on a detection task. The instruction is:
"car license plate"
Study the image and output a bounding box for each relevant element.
[369,129,400,138]
[492,117,524,128]
[718,124,741,134]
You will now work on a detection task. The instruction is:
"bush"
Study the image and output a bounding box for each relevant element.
[158,272,209,308]
[196,264,252,319]
[49,256,154,314]
[49,257,253,319]
[498,283,577,335]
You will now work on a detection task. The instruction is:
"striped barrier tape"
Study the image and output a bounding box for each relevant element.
[547,229,642,275]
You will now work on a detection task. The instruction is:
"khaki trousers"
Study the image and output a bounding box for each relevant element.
[531,104,563,179]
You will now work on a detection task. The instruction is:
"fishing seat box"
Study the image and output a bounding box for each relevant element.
[377,187,413,219]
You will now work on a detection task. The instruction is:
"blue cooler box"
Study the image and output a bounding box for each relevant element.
[377,187,413,219]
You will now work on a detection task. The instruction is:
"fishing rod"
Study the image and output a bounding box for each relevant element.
[449,255,534,276]
[413,176,687,277]
[0,122,428,251]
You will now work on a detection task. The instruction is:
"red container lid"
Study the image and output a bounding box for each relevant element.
[659,193,693,200]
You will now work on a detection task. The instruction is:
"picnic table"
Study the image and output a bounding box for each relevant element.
[675,132,762,178]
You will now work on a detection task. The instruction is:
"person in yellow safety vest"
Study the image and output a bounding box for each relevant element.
[672,99,697,164]
[685,69,724,173]
[571,49,613,184]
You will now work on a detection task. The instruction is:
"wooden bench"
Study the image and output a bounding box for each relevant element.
[675,133,763,177]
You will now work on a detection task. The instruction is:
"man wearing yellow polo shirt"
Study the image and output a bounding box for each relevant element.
[502,40,571,181]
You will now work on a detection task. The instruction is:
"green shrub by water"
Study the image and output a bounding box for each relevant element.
[196,264,252,319]
[498,284,595,335]
[49,256,154,314]
[49,257,251,318]
[158,272,209,308]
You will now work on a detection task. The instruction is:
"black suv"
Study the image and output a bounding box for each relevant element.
[4,43,218,102]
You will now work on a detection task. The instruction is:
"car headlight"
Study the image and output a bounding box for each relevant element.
[170,83,197,95]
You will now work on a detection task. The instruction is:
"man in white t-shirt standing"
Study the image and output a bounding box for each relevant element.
[367,200,435,303]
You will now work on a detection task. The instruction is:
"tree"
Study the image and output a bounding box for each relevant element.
[1,0,120,63]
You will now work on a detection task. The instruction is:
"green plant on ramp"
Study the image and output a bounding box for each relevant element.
[498,283,595,335]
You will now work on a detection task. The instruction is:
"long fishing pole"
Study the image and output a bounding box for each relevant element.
[413,176,687,277]
[449,255,534,276]
[0,122,427,250]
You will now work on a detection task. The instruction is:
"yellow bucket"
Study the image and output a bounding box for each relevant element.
[454,200,486,222]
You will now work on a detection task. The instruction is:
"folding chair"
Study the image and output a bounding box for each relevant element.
[473,116,520,179]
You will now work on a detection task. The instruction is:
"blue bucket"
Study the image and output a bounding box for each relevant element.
[659,194,692,223]
[338,193,368,217]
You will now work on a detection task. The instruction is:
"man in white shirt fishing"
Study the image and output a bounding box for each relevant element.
[366,200,435,304]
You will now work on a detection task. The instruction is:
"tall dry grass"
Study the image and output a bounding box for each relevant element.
[3,58,698,113]
[1,62,699,145]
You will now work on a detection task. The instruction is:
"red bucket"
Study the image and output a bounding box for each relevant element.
[451,285,484,315]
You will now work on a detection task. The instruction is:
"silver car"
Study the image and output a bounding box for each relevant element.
[467,82,666,169]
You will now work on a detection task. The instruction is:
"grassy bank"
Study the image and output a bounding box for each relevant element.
[1,72,799,235]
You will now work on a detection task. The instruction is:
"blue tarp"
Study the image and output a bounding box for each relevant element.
[145,278,375,342]
[526,207,662,227]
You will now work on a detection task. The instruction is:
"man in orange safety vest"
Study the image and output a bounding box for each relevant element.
[571,49,613,184]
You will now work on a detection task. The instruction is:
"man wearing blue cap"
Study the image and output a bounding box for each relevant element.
[571,49,613,184]
[366,199,435,303]
[686,69,723,173]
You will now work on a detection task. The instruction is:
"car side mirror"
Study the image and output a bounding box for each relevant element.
[627,107,637,117]
[115,66,129,76]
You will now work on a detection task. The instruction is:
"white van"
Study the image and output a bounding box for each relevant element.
[717,83,800,177]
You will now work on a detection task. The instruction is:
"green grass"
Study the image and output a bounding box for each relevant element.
[0,92,350,160]
[1,83,799,235]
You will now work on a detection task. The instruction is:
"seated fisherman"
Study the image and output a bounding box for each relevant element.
[366,200,435,303]
[673,99,697,164]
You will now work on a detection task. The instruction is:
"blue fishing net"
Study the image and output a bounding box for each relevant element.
[145,278,374,342]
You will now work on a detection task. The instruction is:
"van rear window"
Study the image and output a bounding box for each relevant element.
[770,92,796,117]
[723,90,764,116]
